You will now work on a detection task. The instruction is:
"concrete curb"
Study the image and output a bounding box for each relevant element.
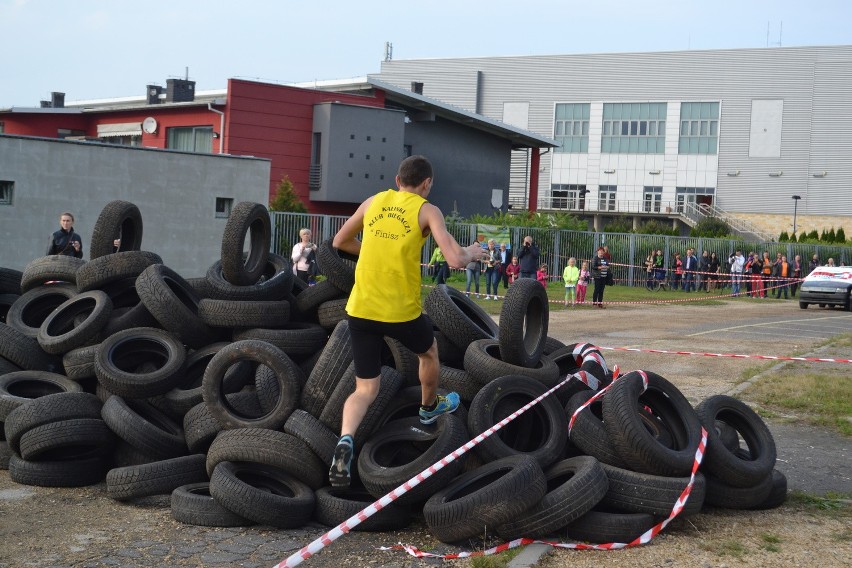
[507,543,552,568]
[725,343,835,397]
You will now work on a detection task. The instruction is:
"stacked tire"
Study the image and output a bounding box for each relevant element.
[0,201,786,547]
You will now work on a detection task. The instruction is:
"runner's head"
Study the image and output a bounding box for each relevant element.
[397,155,433,191]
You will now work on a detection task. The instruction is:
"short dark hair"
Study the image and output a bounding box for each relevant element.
[397,155,432,188]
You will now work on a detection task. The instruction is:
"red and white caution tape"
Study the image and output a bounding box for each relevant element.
[386,370,708,560]
[596,345,852,364]
[272,368,593,567]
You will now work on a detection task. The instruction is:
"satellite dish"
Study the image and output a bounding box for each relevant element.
[142,117,158,134]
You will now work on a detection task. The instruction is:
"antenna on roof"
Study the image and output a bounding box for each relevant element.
[384,42,393,62]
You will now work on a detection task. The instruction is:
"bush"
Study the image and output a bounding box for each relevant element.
[789,232,797,243]
[808,229,819,241]
[604,216,633,234]
[638,219,678,236]
[778,231,790,242]
[462,211,587,231]
[826,227,837,243]
[836,227,847,243]
[269,176,307,213]
[690,217,731,238]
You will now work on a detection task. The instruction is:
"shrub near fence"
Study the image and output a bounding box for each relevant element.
[270,212,852,288]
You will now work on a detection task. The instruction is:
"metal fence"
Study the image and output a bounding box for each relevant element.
[270,211,851,285]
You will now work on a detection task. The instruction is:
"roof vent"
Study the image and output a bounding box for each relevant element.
[146,85,164,105]
[51,92,65,108]
[166,79,195,103]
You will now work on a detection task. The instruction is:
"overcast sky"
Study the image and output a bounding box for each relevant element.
[1,0,850,108]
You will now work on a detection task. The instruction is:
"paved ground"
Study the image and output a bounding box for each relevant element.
[0,298,849,568]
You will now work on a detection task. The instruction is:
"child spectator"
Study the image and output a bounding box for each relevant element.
[505,256,520,285]
[577,261,590,304]
[563,257,579,306]
[537,263,549,288]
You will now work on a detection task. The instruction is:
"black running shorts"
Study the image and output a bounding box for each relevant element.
[347,314,434,378]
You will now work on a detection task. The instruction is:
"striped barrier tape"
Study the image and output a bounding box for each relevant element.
[596,345,852,364]
[272,367,598,567]
[385,369,709,560]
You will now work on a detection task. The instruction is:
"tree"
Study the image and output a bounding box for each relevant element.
[808,229,820,241]
[836,227,847,243]
[778,230,789,242]
[826,227,837,243]
[789,232,797,243]
[269,176,307,213]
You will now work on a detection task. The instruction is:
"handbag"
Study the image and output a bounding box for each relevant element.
[605,271,614,286]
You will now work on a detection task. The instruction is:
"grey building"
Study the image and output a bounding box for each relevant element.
[372,45,852,229]
[0,134,270,275]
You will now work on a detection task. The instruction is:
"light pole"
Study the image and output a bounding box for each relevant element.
[791,195,801,236]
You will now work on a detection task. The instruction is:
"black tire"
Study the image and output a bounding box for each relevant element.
[716,420,741,452]
[95,327,187,399]
[424,285,499,351]
[696,395,776,488]
[434,329,465,367]
[202,340,301,430]
[358,415,469,505]
[316,298,349,332]
[21,255,86,292]
[220,202,271,286]
[284,409,339,468]
[0,293,18,325]
[6,284,78,338]
[300,320,353,418]
[318,365,403,445]
[205,253,293,302]
[563,507,657,544]
[0,323,62,372]
[315,239,358,293]
[602,371,703,477]
[439,364,481,404]
[498,278,549,367]
[600,463,706,517]
[423,455,547,544]
[62,344,100,381]
[18,418,115,461]
[0,371,83,421]
[75,251,162,292]
[565,390,629,468]
[206,428,326,489]
[37,290,113,355]
[704,471,774,509]
[101,395,187,459]
[198,298,290,328]
[171,482,254,527]
[182,392,263,454]
[136,264,218,348]
[4,392,103,454]
[253,362,307,415]
[546,346,586,405]
[208,461,315,529]
[468,374,567,468]
[542,336,567,355]
[315,486,412,532]
[99,286,160,339]
[463,339,560,386]
[90,200,143,259]
[185,276,215,299]
[106,454,208,501]
[750,469,787,510]
[294,279,346,315]
[0,441,11,469]
[380,337,421,387]
[496,456,609,540]
[8,454,108,487]
[233,322,328,357]
[0,267,23,295]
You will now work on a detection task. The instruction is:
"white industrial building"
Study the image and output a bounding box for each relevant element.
[372,45,851,236]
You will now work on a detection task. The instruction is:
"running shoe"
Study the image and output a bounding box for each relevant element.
[419,392,460,424]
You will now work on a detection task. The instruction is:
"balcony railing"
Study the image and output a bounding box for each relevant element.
[537,197,680,215]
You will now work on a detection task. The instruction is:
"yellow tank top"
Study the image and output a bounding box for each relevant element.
[346,189,427,322]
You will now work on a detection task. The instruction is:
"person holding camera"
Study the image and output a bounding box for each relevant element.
[47,211,83,258]
[517,235,539,279]
[291,228,317,283]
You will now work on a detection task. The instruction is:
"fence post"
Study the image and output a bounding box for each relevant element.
[628,233,635,287]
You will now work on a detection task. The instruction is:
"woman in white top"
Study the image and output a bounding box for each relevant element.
[291,228,316,283]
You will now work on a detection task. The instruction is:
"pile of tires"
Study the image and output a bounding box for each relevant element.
[0,199,786,546]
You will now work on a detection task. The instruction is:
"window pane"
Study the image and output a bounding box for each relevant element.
[632,103,640,118]
[582,121,589,135]
[690,121,699,135]
[573,121,580,135]
[698,137,710,154]
[583,105,590,120]
[691,103,701,119]
[637,137,648,153]
[658,120,665,133]
[709,136,718,154]
[700,121,708,135]
[629,137,639,153]
[581,138,588,153]
[680,121,689,136]
[602,137,611,153]
[640,104,650,120]
[710,102,719,117]
[710,120,718,135]
[603,122,611,135]
[555,122,564,136]
[649,121,657,136]
[613,103,621,118]
[603,104,612,120]
[621,121,629,136]
[689,138,699,153]
[640,121,647,135]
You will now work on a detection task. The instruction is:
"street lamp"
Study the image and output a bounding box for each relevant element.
[791,195,802,236]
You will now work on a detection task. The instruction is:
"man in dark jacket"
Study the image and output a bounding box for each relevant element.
[47,212,83,258]
[499,243,512,289]
[517,235,539,279]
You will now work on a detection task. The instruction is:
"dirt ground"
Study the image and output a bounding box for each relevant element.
[1,299,850,568]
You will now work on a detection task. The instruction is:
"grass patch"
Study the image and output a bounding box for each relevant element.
[760,532,782,552]
[701,538,748,558]
[737,371,852,436]
[466,546,523,568]
[786,490,852,518]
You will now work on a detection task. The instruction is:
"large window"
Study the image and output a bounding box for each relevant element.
[601,103,666,153]
[550,184,588,209]
[675,187,715,212]
[598,185,617,211]
[167,126,213,153]
[643,186,662,213]
[679,102,719,154]
[554,103,590,153]
[0,180,13,206]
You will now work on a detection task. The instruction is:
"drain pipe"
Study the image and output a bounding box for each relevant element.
[208,98,226,154]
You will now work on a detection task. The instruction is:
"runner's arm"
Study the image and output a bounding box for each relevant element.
[421,204,481,269]
[332,196,373,256]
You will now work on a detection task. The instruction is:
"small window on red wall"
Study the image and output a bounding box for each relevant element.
[168,126,213,153]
